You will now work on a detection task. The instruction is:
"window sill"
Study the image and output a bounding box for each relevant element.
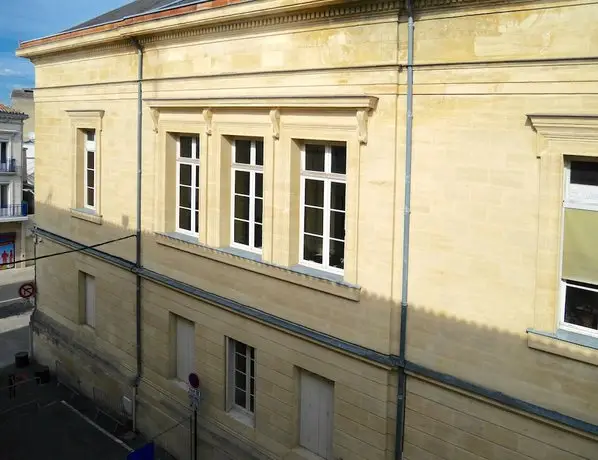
[227,407,254,429]
[286,447,324,460]
[71,208,102,225]
[155,232,360,301]
[527,328,598,366]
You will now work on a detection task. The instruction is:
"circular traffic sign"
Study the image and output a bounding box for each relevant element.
[188,372,200,389]
[19,283,35,299]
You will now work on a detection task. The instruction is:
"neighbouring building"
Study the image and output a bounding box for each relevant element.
[11,88,35,209]
[16,1,598,459]
[0,104,30,271]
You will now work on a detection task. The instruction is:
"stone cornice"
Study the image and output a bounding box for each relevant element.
[527,114,598,142]
[18,0,399,60]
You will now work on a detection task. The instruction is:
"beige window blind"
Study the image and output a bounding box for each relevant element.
[562,208,598,284]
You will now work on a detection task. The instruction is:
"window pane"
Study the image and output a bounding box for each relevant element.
[195,165,200,183]
[304,207,323,235]
[564,284,598,330]
[250,377,255,397]
[179,186,191,208]
[194,187,199,211]
[235,171,250,195]
[195,211,199,234]
[330,240,345,269]
[254,224,262,249]
[86,188,94,207]
[179,208,191,231]
[255,141,264,166]
[236,341,247,355]
[305,144,325,171]
[234,196,250,220]
[87,170,95,188]
[87,151,94,169]
[235,352,246,372]
[255,198,263,224]
[255,173,263,198]
[330,211,345,240]
[250,394,255,413]
[179,164,191,186]
[234,220,249,245]
[331,145,347,174]
[571,161,598,186]
[235,140,251,164]
[179,136,193,158]
[331,182,346,211]
[193,137,200,159]
[234,388,246,407]
[86,130,95,142]
[303,235,323,263]
[304,179,324,207]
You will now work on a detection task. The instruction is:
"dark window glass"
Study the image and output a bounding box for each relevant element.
[86,130,95,142]
[235,171,250,195]
[329,240,345,269]
[194,187,199,210]
[179,164,191,186]
[87,151,94,169]
[234,388,246,407]
[255,198,263,224]
[179,136,193,158]
[331,182,346,211]
[570,161,598,186]
[331,145,347,174]
[305,179,324,207]
[254,224,262,249]
[195,211,199,233]
[303,235,323,263]
[235,352,246,372]
[255,141,264,166]
[179,186,191,208]
[87,188,94,207]
[564,285,598,330]
[304,207,323,235]
[330,211,345,240]
[234,196,250,220]
[255,173,263,198]
[234,220,249,245]
[87,170,95,188]
[249,394,255,413]
[305,144,325,171]
[179,208,191,230]
[235,140,251,164]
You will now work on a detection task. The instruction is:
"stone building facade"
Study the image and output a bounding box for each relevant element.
[17,0,598,459]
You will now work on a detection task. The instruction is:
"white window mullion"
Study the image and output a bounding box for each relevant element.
[323,179,331,269]
[191,160,197,234]
[249,171,255,249]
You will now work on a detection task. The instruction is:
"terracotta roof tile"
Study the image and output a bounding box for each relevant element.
[0,104,28,117]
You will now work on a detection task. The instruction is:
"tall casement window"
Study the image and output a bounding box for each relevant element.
[300,142,346,274]
[176,135,200,235]
[0,140,8,169]
[561,159,598,337]
[84,130,96,209]
[227,338,255,418]
[231,139,264,252]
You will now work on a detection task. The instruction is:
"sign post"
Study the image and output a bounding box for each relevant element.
[188,373,200,460]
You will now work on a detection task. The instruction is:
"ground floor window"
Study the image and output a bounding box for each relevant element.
[0,233,16,270]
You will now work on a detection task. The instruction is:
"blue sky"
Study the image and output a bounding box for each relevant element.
[0,0,129,104]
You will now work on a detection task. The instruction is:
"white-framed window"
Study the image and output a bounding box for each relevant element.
[300,142,346,275]
[231,139,263,253]
[0,184,8,209]
[227,338,255,416]
[175,315,195,382]
[84,130,96,209]
[560,159,598,337]
[0,140,9,168]
[176,135,200,236]
[83,273,96,328]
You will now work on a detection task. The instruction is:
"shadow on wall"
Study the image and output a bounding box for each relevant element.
[30,201,598,458]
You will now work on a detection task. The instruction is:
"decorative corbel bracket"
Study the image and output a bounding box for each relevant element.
[203,109,213,136]
[150,108,159,133]
[356,109,369,145]
[270,109,280,140]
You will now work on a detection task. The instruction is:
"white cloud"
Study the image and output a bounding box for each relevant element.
[0,68,20,77]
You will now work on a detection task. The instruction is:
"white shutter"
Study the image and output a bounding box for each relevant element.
[300,371,334,459]
[176,316,195,381]
[85,274,96,327]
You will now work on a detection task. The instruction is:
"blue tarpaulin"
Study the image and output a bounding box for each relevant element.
[127,442,155,460]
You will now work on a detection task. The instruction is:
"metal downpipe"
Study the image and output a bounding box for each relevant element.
[395,1,414,458]
[132,38,144,432]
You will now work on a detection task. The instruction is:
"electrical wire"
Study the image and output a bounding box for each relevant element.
[0,233,136,267]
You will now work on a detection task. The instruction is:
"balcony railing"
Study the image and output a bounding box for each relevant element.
[0,160,19,174]
[0,203,28,218]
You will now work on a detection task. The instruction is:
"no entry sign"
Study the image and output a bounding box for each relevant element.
[19,283,35,299]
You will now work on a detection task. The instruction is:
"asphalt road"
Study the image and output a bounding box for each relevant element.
[0,267,34,306]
